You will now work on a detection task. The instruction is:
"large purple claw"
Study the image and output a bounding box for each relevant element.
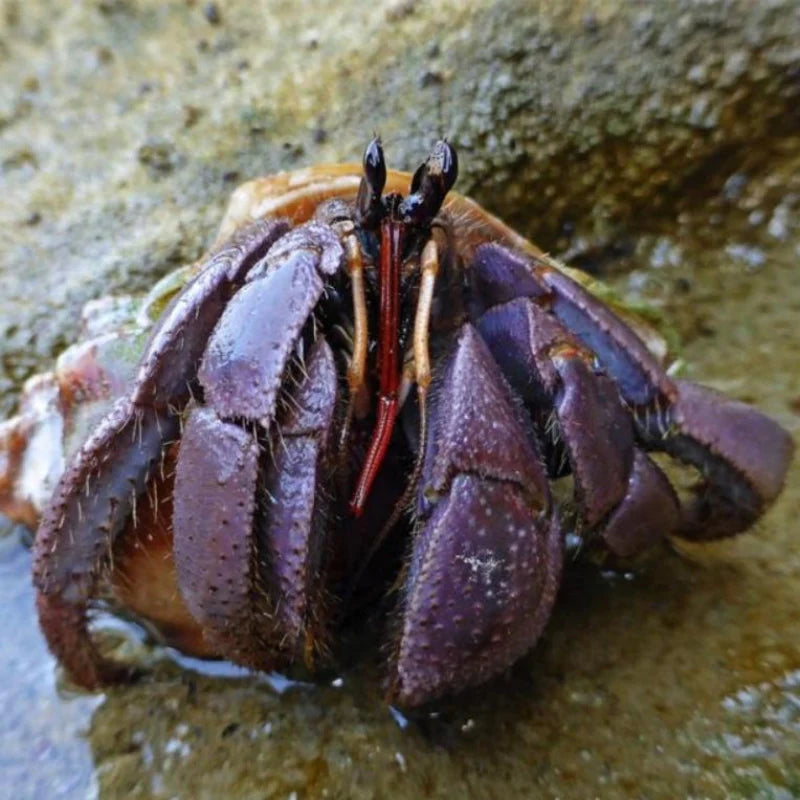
[392,476,562,706]
[390,326,561,706]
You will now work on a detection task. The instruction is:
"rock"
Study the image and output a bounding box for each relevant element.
[0,0,797,419]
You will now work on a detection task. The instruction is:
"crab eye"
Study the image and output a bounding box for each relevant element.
[362,136,386,195]
[401,140,459,225]
[356,137,387,228]
[411,140,458,194]
[436,140,458,194]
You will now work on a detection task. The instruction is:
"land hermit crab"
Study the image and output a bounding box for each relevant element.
[3,139,793,706]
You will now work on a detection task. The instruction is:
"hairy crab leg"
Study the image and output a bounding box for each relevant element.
[536,262,677,408]
[173,339,338,669]
[476,295,680,555]
[349,217,405,516]
[388,325,561,706]
[33,399,178,687]
[172,222,344,669]
[476,299,626,511]
[644,379,794,539]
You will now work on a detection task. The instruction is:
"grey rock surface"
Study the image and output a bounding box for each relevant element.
[1,2,799,799]
[1,0,799,415]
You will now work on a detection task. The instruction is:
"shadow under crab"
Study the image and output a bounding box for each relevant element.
[10,139,794,707]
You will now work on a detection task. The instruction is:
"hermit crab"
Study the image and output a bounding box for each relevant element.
[5,139,793,706]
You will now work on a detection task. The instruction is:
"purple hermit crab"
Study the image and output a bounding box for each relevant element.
[3,139,793,706]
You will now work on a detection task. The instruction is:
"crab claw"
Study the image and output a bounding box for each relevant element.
[388,325,561,707]
[651,379,794,539]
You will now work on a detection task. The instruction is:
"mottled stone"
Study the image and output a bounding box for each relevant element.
[1,0,799,418]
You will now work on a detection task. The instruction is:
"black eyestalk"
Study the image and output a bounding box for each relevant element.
[356,136,387,228]
[398,140,458,226]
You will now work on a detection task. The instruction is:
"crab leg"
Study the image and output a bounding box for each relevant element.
[31,218,321,688]
[173,223,344,669]
[468,242,675,408]
[467,239,548,314]
[476,296,680,556]
[33,399,178,687]
[601,450,682,557]
[173,339,338,669]
[388,325,562,706]
[477,298,631,519]
[643,379,794,539]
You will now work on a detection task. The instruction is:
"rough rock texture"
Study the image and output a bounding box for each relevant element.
[1,2,800,799]
[1,0,799,416]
